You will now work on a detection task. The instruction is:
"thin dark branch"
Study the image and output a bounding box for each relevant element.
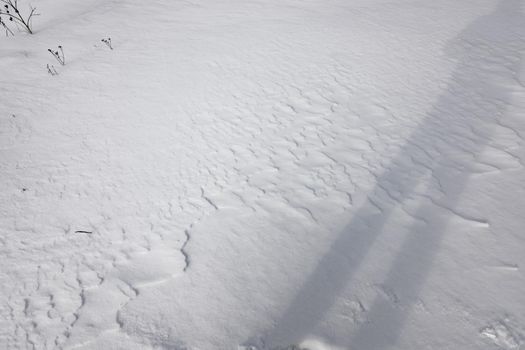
[0,0,37,34]
[0,17,14,36]
[48,47,65,66]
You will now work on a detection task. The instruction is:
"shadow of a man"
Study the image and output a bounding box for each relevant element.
[253,1,525,348]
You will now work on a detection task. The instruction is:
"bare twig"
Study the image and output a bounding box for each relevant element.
[0,16,14,36]
[48,46,65,65]
[0,0,39,34]
[59,45,64,64]
[46,64,58,76]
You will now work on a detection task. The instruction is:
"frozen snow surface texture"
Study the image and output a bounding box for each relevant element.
[1,0,525,349]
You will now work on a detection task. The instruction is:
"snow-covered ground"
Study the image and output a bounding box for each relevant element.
[1,0,525,349]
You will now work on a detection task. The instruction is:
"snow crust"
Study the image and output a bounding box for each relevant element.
[1,0,525,349]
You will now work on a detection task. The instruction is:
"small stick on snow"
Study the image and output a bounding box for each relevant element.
[59,45,65,65]
[46,64,58,76]
[0,17,14,36]
[48,46,65,66]
[0,0,38,34]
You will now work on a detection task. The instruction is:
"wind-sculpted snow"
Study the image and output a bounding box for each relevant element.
[1,0,525,349]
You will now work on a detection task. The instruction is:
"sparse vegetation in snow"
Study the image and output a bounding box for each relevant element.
[101,37,113,50]
[48,45,65,66]
[0,0,38,35]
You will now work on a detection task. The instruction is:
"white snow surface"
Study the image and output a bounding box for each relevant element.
[1,0,525,349]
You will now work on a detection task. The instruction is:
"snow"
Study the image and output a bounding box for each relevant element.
[1,0,525,349]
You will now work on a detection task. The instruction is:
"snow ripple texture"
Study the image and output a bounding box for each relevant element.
[1,0,525,349]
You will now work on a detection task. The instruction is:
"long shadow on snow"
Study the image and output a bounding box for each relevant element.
[255,1,525,348]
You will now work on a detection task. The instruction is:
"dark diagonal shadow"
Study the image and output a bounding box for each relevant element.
[248,1,525,348]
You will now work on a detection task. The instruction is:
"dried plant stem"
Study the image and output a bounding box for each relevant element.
[0,0,38,34]
[48,46,65,66]
[0,17,14,36]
